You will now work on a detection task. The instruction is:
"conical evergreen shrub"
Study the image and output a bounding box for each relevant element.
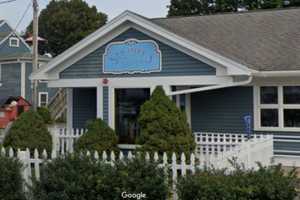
[3,110,52,153]
[137,86,196,155]
[74,118,118,152]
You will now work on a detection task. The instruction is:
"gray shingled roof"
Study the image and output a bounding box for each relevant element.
[151,8,300,71]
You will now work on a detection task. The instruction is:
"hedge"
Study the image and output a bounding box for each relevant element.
[0,155,25,200]
[31,154,168,200]
[177,164,298,200]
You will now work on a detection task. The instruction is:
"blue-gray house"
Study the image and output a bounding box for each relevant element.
[0,20,55,107]
[31,9,300,162]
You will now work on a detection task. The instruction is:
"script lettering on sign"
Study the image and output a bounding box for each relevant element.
[103,39,162,74]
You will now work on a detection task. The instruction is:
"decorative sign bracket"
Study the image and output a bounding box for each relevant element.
[103,39,162,74]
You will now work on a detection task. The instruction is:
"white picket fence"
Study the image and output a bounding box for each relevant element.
[0,130,274,200]
[194,132,274,169]
[48,127,274,170]
[1,146,196,199]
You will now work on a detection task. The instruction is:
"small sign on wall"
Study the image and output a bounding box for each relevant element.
[103,39,162,74]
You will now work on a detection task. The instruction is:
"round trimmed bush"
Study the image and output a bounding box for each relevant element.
[3,110,52,153]
[37,107,53,124]
[31,154,168,200]
[137,86,196,155]
[74,118,118,152]
[0,155,25,200]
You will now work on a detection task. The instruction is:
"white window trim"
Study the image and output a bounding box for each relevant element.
[38,92,49,107]
[254,85,300,132]
[9,37,19,47]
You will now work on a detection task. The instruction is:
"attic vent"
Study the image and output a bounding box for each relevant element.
[9,37,19,47]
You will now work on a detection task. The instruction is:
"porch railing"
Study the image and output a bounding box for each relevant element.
[48,126,274,169]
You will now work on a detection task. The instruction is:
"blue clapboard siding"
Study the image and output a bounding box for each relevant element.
[191,86,300,156]
[72,88,97,128]
[0,35,30,57]
[60,28,216,78]
[25,63,57,102]
[103,86,109,123]
[191,86,253,133]
[0,63,21,98]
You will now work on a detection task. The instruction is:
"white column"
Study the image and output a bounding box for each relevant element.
[108,86,115,129]
[186,94,192,126]
[66,88,73,131]
[21,62,26,98]
[97,86,103,119]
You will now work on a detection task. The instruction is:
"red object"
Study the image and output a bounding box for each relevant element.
[0,97,31,129]
[102,78,109,85]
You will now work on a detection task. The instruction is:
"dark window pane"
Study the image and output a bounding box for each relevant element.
[261,109,278,127]
[180,94,186,111]
[284,109,300,127]
[283,86,300,104]
[260,87,278,104]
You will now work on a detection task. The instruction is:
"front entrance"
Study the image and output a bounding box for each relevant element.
[115,88,150,144]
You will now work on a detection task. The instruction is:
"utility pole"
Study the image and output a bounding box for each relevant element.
[32,0,39,110]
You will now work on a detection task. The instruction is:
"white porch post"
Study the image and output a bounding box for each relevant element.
[97,86,103,119]
[66,88,73,132]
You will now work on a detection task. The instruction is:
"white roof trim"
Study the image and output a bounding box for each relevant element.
[0,20,32,51]
[31,11,255,80]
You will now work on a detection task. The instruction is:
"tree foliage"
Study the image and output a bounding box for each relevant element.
[74,119,118,153]
[168,0,300,16]
[3,110,52,153]
[136,86,196,155]
[0,156,25,200]
[25,0,107,56]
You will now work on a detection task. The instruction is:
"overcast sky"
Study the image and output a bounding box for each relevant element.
[0,0,170,33]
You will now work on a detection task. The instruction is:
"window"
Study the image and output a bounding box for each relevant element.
[9,37,19,47]
[38,92,48,107]
[256,86,300,131]
[0,112,5,118]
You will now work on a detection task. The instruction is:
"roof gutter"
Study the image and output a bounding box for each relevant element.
[253,71,300,77]
[168,75,253,96]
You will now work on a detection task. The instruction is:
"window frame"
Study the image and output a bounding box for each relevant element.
[254,86,300,132]
[38,92,49,107]
[9,37,20,47]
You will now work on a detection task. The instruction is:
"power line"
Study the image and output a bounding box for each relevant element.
[14,0,32,31]
[0,0,16,5]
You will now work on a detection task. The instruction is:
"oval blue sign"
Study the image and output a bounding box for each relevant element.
[103,39,162,74]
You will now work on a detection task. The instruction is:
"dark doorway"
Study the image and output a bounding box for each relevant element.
[115,88,150,144]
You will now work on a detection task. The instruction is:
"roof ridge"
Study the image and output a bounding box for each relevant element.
[151,7,300,20]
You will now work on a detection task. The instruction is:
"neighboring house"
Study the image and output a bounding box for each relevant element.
[0,96,31,128]
[0,20,56,109]
[31,9,300,162]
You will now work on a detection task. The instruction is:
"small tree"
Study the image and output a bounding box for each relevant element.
[137,86,196,155]
[74,119,118,152]
[3,110,52,153]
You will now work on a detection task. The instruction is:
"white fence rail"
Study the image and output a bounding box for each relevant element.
[48,128,274,170]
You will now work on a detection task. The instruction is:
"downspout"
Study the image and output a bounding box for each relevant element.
[167,75,253,96]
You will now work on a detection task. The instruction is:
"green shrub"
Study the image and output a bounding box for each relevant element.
[115,157,168,200]
[3,110,52,153]
[74,118,118,153]
[137,86,195,155]
[177,164,298,200]
[0,155,25,200]
[31,154,168,200]
[37,107,53,124]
